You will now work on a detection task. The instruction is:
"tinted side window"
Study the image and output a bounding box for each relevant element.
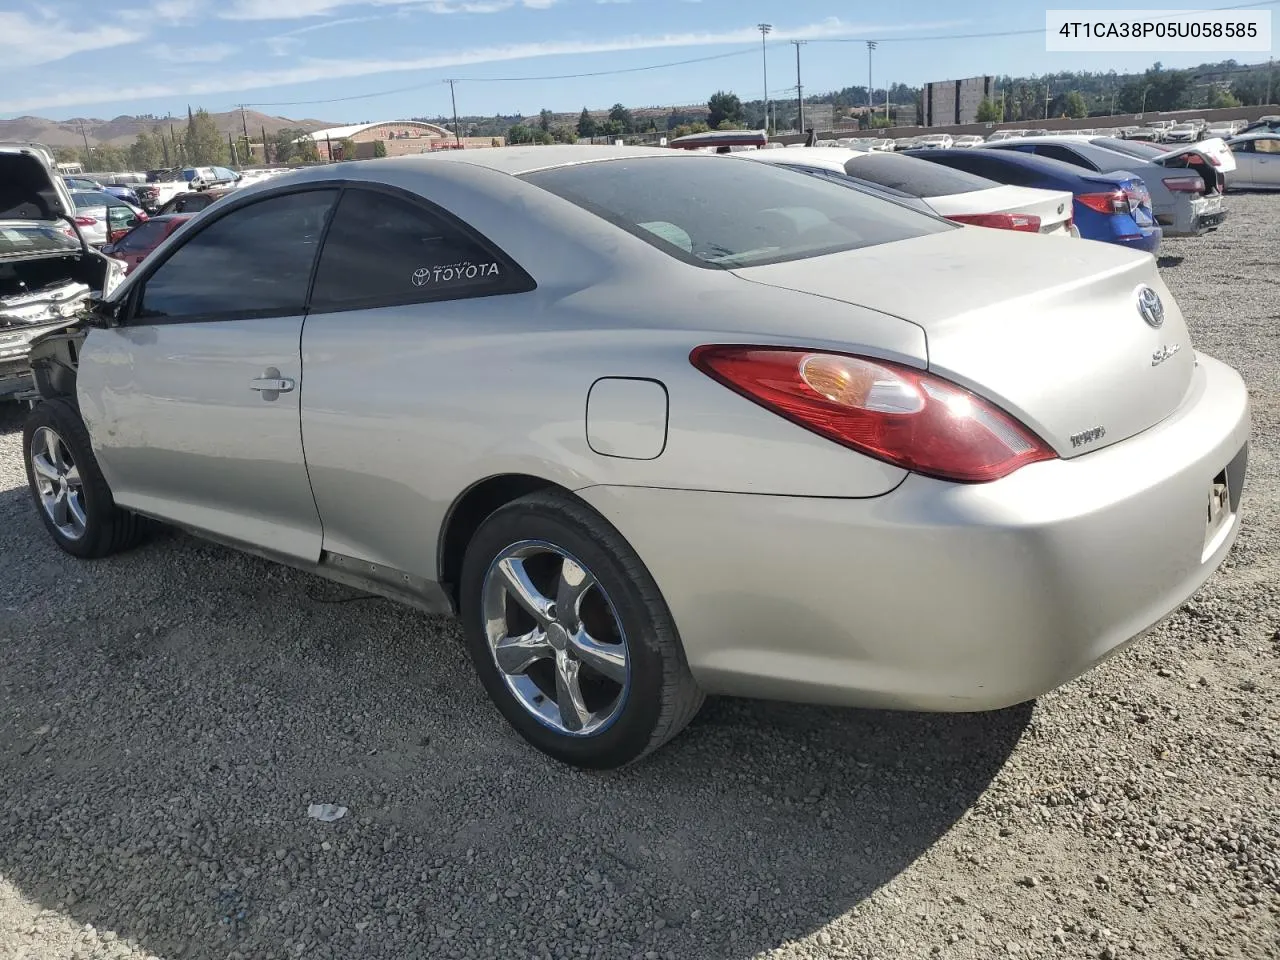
[136,189,336,322]
[309,188,533,310]
[114,220,167,253]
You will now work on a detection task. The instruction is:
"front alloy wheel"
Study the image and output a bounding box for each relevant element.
[29,426,88,540]
[23,398,150,559]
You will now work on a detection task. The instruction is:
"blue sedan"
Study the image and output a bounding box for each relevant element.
[905,148,1162,253]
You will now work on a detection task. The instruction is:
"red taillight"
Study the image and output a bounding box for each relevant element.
[945,212,1041,233]
[73,216,97,226]
[1165,175,1204,193]
[1076,191,1129,216]
[690,346,1057,483]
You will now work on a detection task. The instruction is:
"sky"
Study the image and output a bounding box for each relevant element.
[1,0,1275,122]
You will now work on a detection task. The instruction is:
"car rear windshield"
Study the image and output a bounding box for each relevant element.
[521,155,950,269]
[71,191,118,208]
[840,153,999,197]
[1093,138,1165,160]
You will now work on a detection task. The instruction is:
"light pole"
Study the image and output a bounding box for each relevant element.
[866,41,877,125]
[758,24,772,133]
[1140,84,1152,115]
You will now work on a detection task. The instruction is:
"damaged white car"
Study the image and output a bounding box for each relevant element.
[1,142,125,401]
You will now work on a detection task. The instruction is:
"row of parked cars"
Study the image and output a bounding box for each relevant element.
[678,126,1278,254]
[5,135,1254,767]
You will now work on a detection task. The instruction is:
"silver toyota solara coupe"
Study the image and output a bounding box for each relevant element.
[22,146,1250,768]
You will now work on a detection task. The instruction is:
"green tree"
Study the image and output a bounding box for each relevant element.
[373,140,387,158]
[707,90,743,128]
[86,145,128,172]
[975,97,1002,123]
[670,122,710,139]
[507,124,535,144]
[538,108,553,133]
[273,127,318,164]
[128,131,166,170]
[1206,85,1240,109]
[336,137,357,160]
[1062,90,1089,118]
[607,103,634,134]
[576,108,597,139]
[184,108,227,165]
[550,125,577,144]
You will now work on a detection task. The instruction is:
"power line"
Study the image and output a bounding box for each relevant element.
[243,48,757,107]
[237,0,1280,110]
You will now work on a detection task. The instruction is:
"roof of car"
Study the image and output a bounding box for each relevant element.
[1229,131,1280,142]
[150,213,195,222]
[377,145,691,176]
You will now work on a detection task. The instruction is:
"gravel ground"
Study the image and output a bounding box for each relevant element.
[1,194,1277,960]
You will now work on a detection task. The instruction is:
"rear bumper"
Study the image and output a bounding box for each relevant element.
[1116,226,1162,253]
[1162,194,1226,237]
[578,354,1250,712]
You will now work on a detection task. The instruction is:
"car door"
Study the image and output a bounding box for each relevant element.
[298,184,536,582]
[1229,140,1257,188]
[1251,137,1280,186]
[77,186,339,563]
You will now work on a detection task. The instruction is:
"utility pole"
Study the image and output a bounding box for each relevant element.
[866,41,877,124]
[792,41,806,134]
[1110,91,1117,116]
[446,79,461,144]
[78,121,92,170]
[1268,57,1274,106]
[758,23,772,133]
[262,124,270,164]
[1044,82,1052,120]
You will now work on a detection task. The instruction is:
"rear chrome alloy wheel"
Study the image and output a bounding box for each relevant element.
[482,540,630,736]
[29,426,87,541]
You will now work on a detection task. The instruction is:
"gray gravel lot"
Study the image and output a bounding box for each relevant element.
[1,195,1277,960]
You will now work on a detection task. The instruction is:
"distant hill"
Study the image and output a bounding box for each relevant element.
[0,109,336,148]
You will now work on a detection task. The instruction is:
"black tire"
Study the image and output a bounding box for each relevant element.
[459,490,704,769]
[23,398,149,559]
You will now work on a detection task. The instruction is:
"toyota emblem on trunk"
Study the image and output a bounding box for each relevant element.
[1136,285,1164,328]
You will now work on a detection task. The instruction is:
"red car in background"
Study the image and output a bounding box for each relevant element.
[101,214,193,274]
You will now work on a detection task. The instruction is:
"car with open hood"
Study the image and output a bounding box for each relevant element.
[0,142,125,401]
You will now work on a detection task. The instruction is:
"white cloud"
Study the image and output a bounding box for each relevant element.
[0,17,966,112]
[0,11,145,70]
[120,0,201,24]
[221,0,554,19]
[153,42,237,62]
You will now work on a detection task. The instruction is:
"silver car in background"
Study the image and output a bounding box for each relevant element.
[983,135,1232,235]
[22,147,1250,768]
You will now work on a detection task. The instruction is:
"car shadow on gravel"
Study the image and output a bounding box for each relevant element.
[0,478,1031,960]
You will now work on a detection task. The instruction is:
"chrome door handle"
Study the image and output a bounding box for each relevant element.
[249,378,295,393]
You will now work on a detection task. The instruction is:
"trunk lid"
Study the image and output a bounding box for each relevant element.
[732,228,1195,459]
[1152,137,1236,173]
[931,184,1075,235]
[0,144,76,222]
